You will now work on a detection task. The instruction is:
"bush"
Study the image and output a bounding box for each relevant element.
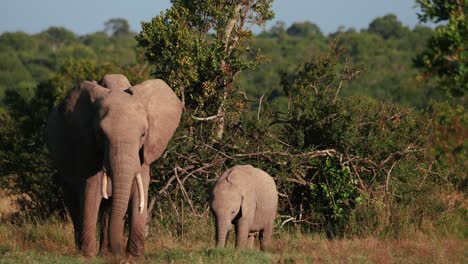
[146,45,462,238]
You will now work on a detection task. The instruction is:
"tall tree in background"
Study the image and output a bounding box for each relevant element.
[137,0,274,140]
[367,14,410,39]
[105,18,132,37]
[414,0,467,98]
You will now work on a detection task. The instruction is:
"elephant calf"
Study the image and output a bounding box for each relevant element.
[210,165,278,250]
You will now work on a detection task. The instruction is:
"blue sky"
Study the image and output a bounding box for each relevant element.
[0,0,429,35]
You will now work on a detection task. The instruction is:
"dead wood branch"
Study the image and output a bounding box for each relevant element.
[174,167,197,215]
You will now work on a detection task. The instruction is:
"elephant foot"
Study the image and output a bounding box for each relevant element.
[98,247,112,257]
[103,256,136,264]
[121,255,139,264]
[126,248,145,260]
[247,231,258,249]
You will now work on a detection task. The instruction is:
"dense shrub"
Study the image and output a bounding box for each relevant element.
[146,45,461,237]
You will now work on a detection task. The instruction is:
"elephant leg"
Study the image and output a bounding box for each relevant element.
[62,183,82,250]
[260,222,273,251]
[234,219,250,249]
[247,232,256,249]
[126,165,150,257]
[80,172,103,256]
[98,199,111,256]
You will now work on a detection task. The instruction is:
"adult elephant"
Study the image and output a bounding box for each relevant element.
[46,74,182,257]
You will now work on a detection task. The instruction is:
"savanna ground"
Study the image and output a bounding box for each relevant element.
[0,208,466,264]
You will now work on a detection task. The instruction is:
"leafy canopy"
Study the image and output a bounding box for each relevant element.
[414,0,468,97]
[137,0,274,115]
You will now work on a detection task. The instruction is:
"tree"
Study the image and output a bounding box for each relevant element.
[286,21,323,38]
[367,14,409,40]
[414,0,468,97]
[0,32,35,52]
[0,46,35,100]
[137,0,274,140]
[105,18,132,37]
[40,27,76,48]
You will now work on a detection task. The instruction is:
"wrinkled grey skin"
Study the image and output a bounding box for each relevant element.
[46,74,182,257]
[210,165,278,250]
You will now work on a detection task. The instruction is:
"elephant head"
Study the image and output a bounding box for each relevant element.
[210,176,244,248]
[61,74,182,255]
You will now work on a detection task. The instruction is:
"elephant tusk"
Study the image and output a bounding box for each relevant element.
[136,173,145,214]
[102,171,109,199]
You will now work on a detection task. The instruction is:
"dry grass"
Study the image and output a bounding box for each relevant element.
[0,215,466,263]
[271,231,467,263]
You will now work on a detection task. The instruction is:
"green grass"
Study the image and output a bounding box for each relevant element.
[0,216,466,263]
[148,248,273,264]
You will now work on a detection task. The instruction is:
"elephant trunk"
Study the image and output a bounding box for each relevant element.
[215,216,229,248]
[108,179,131,255]
[106,142,140,256]
[102,171,144,214]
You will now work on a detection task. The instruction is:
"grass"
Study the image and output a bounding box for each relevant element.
[0,215,466,264]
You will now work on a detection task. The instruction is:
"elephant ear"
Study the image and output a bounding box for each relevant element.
[240,191,255,220]
[61,81,109,129]
[130,79,183,164]
[98,74,131,91]
[47,81,109,175]
[225,166,255,219]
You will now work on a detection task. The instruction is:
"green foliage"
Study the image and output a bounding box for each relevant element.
[271,45,447,236]
[308,157,360,234]
[39,27,76,46]
[0,18,139,104]
[280,45,360,151]
[367,14,410,40]
[414,0,468,97]
[0,14,443,110]
[104,18,132,37]
[286,21,323,38]
[426,101,467,191]
[237,14,439,110]
[0,45,35,99]
[137,0,274,134]
[142,44,456,238]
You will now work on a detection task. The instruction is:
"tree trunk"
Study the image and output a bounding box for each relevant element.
[214,4,242,141]
[215,88,228,141]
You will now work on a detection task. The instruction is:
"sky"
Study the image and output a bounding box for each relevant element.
[0,0,429,36]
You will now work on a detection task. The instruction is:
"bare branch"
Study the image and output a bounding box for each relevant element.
[191,114,221,121]
[158,175,177,195]
[257,94,265,120]
[385,161,398,192]
[333,80,343,103]
[174,167,197,215]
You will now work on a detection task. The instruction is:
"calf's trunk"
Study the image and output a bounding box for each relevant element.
[216,218,230,248]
